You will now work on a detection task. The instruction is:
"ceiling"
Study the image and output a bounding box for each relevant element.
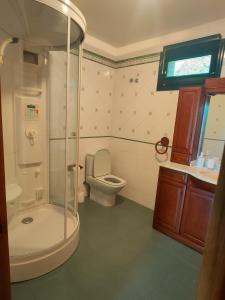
[72,0,225,47]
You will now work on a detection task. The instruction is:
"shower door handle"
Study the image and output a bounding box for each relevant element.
[0,222,7,238]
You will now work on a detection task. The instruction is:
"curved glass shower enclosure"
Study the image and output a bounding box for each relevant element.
[0,0,86,282]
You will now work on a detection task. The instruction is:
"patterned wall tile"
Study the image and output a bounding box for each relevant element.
[80,58,114,137]
[111,62,178,145]
[79,53,225,209]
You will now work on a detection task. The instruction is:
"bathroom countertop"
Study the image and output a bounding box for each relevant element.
[159,161,219,185]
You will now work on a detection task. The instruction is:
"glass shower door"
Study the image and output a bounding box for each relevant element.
[65,19,82,238]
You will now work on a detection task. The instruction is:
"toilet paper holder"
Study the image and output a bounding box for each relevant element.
[67,164,83,172]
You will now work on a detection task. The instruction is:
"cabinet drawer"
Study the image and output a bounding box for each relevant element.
[160,167,187,184]
[188,176,216,193]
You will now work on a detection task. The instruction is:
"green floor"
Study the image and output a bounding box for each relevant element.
[11,197,202,300]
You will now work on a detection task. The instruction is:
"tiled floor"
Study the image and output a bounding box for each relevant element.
[11,197,202,300]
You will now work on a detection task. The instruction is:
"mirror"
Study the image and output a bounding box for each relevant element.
[200,94,225,168]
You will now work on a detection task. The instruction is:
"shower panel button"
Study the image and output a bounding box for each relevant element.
[25,104,40,121]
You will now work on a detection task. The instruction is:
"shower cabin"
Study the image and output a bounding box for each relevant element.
[0,0,86,282]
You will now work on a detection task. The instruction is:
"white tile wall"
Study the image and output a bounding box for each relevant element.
[79,58,178,209]
[110,62,178,208]
[112,63,178,144]
[79,59,114,192]
[80,59,114,137]
[80,57,225,209]
[110,138,171,208]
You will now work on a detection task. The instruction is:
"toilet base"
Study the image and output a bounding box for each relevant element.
[90,187,116,207]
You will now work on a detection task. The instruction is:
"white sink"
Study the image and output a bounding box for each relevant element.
[199,169,219,182]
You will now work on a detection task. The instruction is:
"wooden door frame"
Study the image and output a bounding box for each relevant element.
[0,83,11,299]
[197,147,225,299]
[196,78,225,299]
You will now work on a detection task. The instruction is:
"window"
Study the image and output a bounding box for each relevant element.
[167,55,212,78]
[157,35,224,91]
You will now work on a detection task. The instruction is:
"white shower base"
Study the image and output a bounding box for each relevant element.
[8,204,80,282]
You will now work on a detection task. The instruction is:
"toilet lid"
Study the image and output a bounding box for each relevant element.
[93,149,111,177]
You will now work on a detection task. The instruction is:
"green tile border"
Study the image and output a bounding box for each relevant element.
[80,136,111,139]
[80,135,172,147]
[204,137,225,142]
[83,49,116,68]
[82,49,160,69]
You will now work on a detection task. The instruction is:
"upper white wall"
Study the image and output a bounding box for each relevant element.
[84,34,118,60]
[84,17,225,60]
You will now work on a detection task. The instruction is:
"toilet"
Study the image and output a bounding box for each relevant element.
[6,183,22,222]
[86,149,126,207]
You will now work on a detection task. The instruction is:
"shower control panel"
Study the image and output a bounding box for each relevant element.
[16,97,42,165]
[24,103,40,121]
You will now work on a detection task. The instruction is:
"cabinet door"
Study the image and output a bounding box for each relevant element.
[153,177,186,233]
[171,87,205,165]
[180,179,214,247]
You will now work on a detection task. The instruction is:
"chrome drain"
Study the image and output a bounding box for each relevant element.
[21,217,33,224]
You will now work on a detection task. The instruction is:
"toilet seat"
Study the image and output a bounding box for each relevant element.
[96,175,126,187]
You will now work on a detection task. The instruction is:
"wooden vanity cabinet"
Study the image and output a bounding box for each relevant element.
[180,177,215,249]
[153,167,215,253]
[153,168,187,233]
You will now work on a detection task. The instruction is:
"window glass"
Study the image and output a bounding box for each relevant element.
[167,55,212,78]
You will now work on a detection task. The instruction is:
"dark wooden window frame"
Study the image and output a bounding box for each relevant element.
[157,35,225,91]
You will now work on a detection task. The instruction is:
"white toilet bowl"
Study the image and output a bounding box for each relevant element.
[6,183,22,222]
[86,149,126,207]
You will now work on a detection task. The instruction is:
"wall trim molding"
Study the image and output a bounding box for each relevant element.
[204,137,225,142]
[80,136,111,139]
[83,49,160,69]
